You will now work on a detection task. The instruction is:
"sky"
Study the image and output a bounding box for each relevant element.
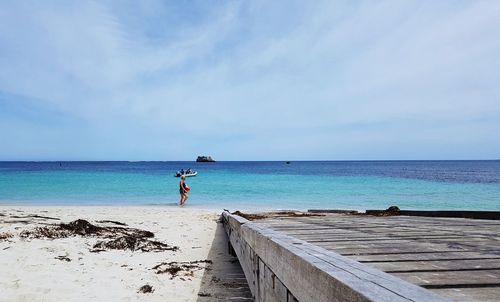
[0,0,499,161]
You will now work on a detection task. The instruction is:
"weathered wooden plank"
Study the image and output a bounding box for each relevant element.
[299,236,479,244]
[259,226,338,231]
[367,258,500,272]
[266,225,499,240]
[353,251,500,262]
[284,230,463,237]
[327,246,477,255]
[431,287,500,302]
[312,241,499,253]
[392,269,500,286]
[276,221,500,236]
[274,215,500,227]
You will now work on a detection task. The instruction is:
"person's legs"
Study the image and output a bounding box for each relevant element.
[179,193,184,206]
[183,193,189,205]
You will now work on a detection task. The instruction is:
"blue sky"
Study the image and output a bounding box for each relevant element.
[0,0,499,160]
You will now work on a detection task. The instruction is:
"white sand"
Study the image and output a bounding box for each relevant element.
[0,206,246,302]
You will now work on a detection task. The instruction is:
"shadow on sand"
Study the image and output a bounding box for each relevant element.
[196,217,253,301]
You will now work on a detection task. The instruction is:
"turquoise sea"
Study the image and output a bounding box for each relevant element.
[0,161,499,211]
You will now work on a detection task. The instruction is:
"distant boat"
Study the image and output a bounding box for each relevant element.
[285,161,291,164]
[196,156,216,162]
[175,171,197,177]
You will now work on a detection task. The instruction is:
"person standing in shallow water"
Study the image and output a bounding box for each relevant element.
[179,175,189,207]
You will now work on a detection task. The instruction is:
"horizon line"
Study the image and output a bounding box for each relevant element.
[0,159,499,162]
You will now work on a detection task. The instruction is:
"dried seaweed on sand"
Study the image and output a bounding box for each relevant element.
[19,219,178,253]
[92,236,178,252]
[20,219,153,239]
[0,232,14,240]
[138,284,154,293]
[10,214,60,221]
[153,260,212,279]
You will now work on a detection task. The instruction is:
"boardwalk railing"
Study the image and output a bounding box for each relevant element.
[222,212,450,302]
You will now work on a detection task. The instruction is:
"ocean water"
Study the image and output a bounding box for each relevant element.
[0,161,499,211]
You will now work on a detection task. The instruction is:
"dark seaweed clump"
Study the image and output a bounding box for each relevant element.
[20,219,152,239]
[153,260,213,279]
[54,255,71,262]
[138,284,154,293]
[19,219,177,253]
[0,232,14,240]
[92,236,178,253]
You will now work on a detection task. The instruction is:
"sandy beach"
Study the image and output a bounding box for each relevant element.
[0,206,252,302]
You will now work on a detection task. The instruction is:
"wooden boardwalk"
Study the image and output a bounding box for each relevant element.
[254,214,500,301]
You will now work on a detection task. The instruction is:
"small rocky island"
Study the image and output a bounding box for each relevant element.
[196,156,216,162]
